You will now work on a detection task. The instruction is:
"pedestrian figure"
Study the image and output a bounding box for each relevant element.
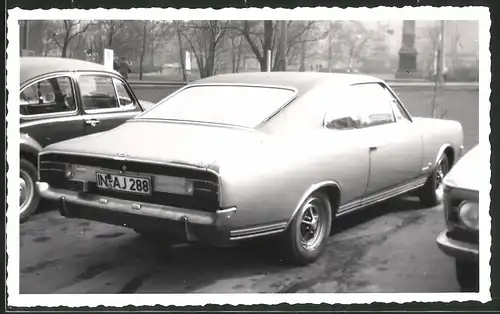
[119,57,131,79]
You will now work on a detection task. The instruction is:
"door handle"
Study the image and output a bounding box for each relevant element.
[85,119,100,127]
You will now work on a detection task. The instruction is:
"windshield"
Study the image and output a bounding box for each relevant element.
[138,85,296,128]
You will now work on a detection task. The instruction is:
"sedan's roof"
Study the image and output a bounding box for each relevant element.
[192,71,383,94]
[20,57,119,84]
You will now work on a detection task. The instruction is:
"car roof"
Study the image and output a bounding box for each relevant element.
[20,57,120,84]
[191,71,383,94]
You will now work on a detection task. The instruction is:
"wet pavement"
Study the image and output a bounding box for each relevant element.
[20,195,461,294]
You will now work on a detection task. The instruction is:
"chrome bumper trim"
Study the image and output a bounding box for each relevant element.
[436,230,479,261]
[37,182,235,228]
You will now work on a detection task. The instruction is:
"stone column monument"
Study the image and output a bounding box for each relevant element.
[395,20,420,79]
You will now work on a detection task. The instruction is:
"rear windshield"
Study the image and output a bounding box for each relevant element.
[138,85,296,128]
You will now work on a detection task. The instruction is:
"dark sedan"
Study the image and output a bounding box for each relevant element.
[19,57,155,222]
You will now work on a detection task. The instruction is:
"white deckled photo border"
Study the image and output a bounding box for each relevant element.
[6,6,491,307]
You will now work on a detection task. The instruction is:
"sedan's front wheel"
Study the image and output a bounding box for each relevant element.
[20,158,40,223]
[280,191,332,266]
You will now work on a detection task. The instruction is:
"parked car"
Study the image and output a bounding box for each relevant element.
[19,57,155,222]
[436,144,480,291]
[37,72,464,265]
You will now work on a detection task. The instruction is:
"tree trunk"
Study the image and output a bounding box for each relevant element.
[176,26,187,82]
[299,38,306,71]
[61,41,69,58]
[230,35,237,73]
[262,20,273,71]
[139,23,147,80]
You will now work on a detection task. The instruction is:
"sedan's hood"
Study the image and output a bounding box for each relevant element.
[44,119,264,171]
[443,145,481,192]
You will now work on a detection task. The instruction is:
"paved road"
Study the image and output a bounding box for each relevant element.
[20,196,461,294]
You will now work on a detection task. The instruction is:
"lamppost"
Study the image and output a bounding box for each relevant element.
[395,20,420,79]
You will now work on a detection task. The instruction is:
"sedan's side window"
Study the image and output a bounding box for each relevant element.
[351,83,396,128]
[113,78,136,108]
[78,75,120,111]
[323,89,361,130]
[20,76,76,116]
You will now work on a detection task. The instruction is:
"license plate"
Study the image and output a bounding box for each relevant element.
[96,172,152,195]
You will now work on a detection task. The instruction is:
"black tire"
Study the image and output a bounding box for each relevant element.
[455,259,479,292]
[418,154,449,207]
[20,158,41,223]
[280,191,332,266]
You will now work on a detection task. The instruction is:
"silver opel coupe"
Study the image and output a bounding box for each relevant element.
[37,72,464,265]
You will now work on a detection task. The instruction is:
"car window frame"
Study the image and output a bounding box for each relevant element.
[136,83,298,128]
[19,73,79,120]
[112,77,137,109]
[75,72,139,115]
[380,82,414,123]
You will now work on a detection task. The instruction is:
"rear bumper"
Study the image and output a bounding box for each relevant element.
[436,230,479,262]
[37,182,236,245]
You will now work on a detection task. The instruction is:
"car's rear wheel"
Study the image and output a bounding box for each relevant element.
[418,154,449,207]
[20,158,40,223]
[455,259,479,292]
[280,191,332,266]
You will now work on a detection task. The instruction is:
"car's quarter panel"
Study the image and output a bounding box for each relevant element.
[413,117,464,171]
[217,129,370,230]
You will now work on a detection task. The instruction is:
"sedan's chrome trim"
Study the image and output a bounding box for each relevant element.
[37,182,232,227]
[285,180,342,230]
[336,175,428,218]
[436,230,479,261]
[230,221,288,240]
[39,152,223,205]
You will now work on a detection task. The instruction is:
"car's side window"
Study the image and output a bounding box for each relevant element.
[112,78,136,108]
[351,83,396,128]
[20,76,76,116]
[323,89,361,130]
[78,75,120,111]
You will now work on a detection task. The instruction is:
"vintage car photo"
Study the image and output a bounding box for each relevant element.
[437,144,480,291]
[35,71,464,265]
[19,57,155,222]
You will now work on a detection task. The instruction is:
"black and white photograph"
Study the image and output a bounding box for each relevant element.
[6,6,491,308]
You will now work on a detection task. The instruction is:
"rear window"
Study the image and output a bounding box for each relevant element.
[138,85,296,128]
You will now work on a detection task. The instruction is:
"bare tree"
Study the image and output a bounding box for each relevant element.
[238,20,323,72]
[49,20,91,58]
[137,21,160,80]
[98,20,124,48]
[177,20,230,78]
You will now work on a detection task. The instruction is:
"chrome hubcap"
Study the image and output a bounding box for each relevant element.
[20,170,34,214]
[299,198,325,251]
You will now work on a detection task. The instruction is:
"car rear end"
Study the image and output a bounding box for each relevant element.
[37,151,236,245]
